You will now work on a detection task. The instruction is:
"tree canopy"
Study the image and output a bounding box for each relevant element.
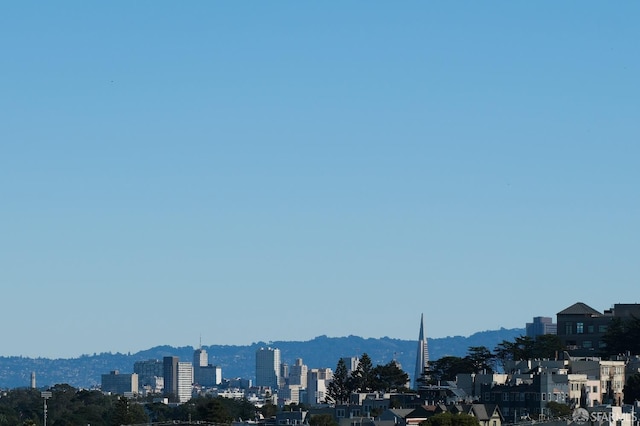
[601,316,640,357]
[421,412,480,426]
[327,353,410,403]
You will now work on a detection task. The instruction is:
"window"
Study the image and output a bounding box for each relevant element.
[587,325,595,333]
[565,323,573,334]
[542,393,546,401]
[599,341,607,348]
[577,322,584,334]
[503,393,509,402]
[337,409,345,418]
[583,341,592,348]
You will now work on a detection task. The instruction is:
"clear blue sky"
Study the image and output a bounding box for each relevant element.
[1,2,638,358]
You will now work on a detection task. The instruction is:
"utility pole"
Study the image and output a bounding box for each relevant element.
[41,391,52,426]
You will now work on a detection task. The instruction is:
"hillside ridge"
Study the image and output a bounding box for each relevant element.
[0,328,524,389]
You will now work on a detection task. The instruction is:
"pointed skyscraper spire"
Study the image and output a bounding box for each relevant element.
[413,313,429,389]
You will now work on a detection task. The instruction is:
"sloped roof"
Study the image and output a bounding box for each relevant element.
[557,302,602,316]
[387,409,415,419]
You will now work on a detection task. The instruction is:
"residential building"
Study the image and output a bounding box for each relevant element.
[570,359,625,405]
[556,303,610,354]
[557,302,640,355]
[256,347,281,389]
[446,404,504,426]
[275,410,308,426]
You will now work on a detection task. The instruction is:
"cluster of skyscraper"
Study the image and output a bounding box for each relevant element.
[255,347,366,405]
[101,346,222,402]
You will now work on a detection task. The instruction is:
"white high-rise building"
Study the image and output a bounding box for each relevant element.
[306,368,332,405]
[177,362,194,403]
[289,358,308,388]
[256,347,281,389]
[194,348,208,368]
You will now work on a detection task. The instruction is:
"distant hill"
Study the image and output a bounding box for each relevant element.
[0,328,524,389]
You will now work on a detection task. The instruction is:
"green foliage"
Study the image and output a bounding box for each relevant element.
[194,397,233,423]
[350,353,375,392]
[109,397,148,426]
[371,361,410,392]
[309,413,339,426]
[494,335,564,367]
[429,356,475,383]
[327,358,351,403]
[623,373,640,404]
[0,387,260,426]
[601,316,640,357]
[466,346,495,373]
[547,401,572,418]
[260,402,278,419]
[421,412,480,426]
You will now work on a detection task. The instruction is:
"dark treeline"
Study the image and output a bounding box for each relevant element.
[0,384,261,426]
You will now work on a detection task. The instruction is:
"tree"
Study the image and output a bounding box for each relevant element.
[623,373,640,404]
[429,356,475,383]
[195,397,233,423]
[422,412,480,426]
[494,336,538,368]
[601,316,640,357]
[327,358,351,404]
[309,413,338,426]
[350,353,374,392]
[531,334,564,359]
[547,401,572,418]
[371,361,410,392]
[260,402,278,419]
[109,397,148,426]
[465,346,495,373]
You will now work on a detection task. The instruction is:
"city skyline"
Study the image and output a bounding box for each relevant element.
[2,2,639,359]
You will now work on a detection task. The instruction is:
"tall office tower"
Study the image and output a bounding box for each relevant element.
[199,365,222,387]
[289,358,308,388]
[134,359,163,388]
[256,347,281,389]
[413,313,429,390]
[163,356,180,398]
[31,371,36,389]
[306,368,333,405]
[194,347,208,367]
[280,363,289,385]
[101,370,139,395]
[525,316,558,338]
[193,347,208,385]
[177,362,194,403]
